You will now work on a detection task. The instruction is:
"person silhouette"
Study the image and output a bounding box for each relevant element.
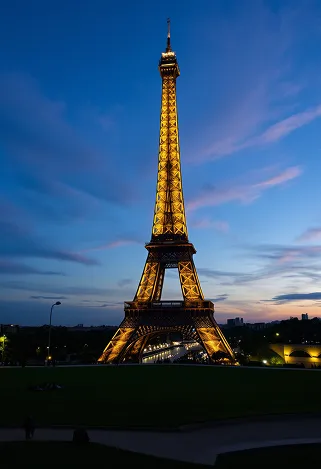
[23,416,35,440]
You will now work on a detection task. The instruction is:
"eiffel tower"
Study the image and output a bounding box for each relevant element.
[98,21,235,364]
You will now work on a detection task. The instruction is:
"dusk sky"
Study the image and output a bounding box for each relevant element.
[2,0,321,326]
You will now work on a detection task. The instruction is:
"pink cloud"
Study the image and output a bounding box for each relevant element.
[82,239,139,252]
[198,87,272,160]
[273,246,321,265]
[185,3,294,163]
[104,239,138,249]
[216,300,321,323]
[258,105,321,144]
[191,218,229,233]
[297,227,321,243]
[59,251,99,265]
[187,166,302,211]
[184,4,321,166]
[253,166,302,189]
[200,106,321,161]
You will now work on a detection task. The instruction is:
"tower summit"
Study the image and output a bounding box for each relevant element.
[152,19,185,241]
[166,17,171,52]
[98,23,235,364]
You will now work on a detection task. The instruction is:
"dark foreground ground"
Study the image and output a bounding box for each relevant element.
[0,441,206,468]
[215,443,321,468]
[2,440,321,468]
[1,365,321,427]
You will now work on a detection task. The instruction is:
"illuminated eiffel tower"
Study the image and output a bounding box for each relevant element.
[99,21,235,364]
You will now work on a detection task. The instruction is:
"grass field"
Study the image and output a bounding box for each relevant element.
[1,365,321,427]
[0,441,205,468]
[215,443,321,468]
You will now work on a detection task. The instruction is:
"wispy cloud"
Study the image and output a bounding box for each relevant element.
[187,166,301,211]
[188,3,321,164]
[198,268,246,280]
[241,243,321,291]
[186,4,294,163]
[83,238,140,252]
[104,239,139,249]
[199,259,321,288]
[0,260,65,276]
[0,219,98,266]
[87,301,124,308]
[190,217,229,233]
[80,299,124,308]
[200,106,321,161]
[0,72,133,208]
[254,244,321,265]
[0,281,108,296]
[14,177,101,224]
[0,73,98,170]
[268,292,321,304]
[257,105,321,145]
[211,294,229,302]
[297,227,321,243]
[0,281,136,302]
[117,278,133,288]
[30,296,68,300]
[253,166,302,189]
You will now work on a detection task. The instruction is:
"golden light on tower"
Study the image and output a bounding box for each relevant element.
[98,21,235,364]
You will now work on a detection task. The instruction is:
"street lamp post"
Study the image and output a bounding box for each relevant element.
[47,301,61,365]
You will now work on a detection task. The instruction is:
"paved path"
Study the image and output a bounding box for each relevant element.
[2,416,321,465]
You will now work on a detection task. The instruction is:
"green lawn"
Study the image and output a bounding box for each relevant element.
[215,443,321,468]
[0,441,205,468]
[1,365,321,427]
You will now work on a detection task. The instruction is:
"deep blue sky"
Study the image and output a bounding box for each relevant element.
[1,0,321,325]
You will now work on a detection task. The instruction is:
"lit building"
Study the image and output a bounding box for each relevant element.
[270,343,321,368]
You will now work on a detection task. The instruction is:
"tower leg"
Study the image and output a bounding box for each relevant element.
[99,314,235,364]
[98,323,136,363]
[193,316,235,361]
[178,260,204,300]
[134,260,164,301]
[122,335,149,363]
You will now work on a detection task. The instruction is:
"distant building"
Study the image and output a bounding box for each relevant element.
[67,325,116,332]
[19,324,117,332]
[20,326,40,334]
[0,324,19,334]
[247,322,267,331]
[227,317,244,327]
[302,313,309,321]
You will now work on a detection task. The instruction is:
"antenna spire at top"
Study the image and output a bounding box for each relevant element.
[166,18,171,52]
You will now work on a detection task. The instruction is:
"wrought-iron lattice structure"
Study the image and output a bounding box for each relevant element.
[98,22,235,364]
